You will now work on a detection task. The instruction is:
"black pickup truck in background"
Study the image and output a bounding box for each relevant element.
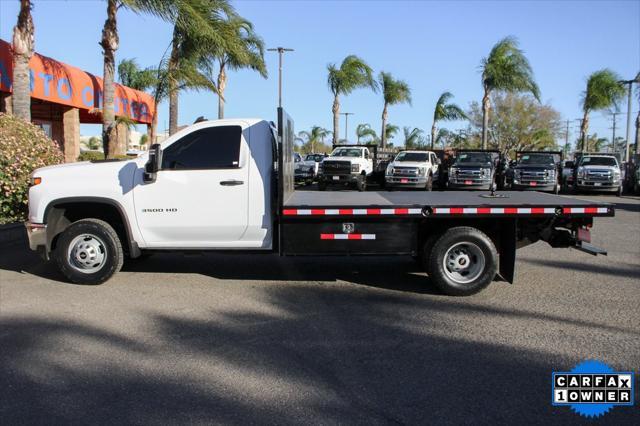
[507,151,562,194]
[447,149,508,190]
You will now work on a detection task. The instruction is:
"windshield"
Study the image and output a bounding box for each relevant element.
[519,154,556,165]
[395,152,428,162]
[454,152,492,165]
[305,154,324,162]
[331,148,362,158]
[580,157,617,166]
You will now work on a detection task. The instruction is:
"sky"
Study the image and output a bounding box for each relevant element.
[0,0,639,147]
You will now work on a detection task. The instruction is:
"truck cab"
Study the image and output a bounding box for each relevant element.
[574,153,622,196]
[509,151,561,194]
[385,150,439,190]
[318,145,374,191]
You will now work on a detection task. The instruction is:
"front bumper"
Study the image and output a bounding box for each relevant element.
[319,174,359,184]
[512,181,556,191]
[294,171,314,182]
[577,180,620,191]
[448,179,491,189]
[25,222,46,252]
[385,175,428,187]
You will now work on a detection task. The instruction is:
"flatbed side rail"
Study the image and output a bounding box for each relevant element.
[281,204,614,218]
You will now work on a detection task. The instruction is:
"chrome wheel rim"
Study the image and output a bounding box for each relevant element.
[442,242,485,285]
[67,234,108,274]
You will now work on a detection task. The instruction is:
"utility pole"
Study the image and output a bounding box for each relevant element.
[564,120,570,156]
[610,112,618,153]
[341,112,353,144]
[267,47,294,108]
[619,73,640,162]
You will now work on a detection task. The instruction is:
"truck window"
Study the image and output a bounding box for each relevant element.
[579,157,617,167]
[395,152,428,162]
[364,149,370,159]
[161,126,242,170]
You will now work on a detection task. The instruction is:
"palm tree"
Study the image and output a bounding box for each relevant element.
[327,55,377,144]
[298,126,329,153]
[580,69,625,152]
[379,72,411,148]
[431,92,467,149]
[480,36,540,149]
[384,123,399,143]
[11,0,34,121]
[87,136,102,150]
[403,126,424,149]
[118,58,157,90]
[167,0,234,135]
[100,0,177,158]
[356,123,377,143]
[205,16,267,119]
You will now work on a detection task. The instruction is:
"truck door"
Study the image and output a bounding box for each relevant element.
[133,124,249,248]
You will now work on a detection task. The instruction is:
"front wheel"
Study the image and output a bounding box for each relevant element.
[427,227,498,296]
[53,218,124,285]
[356,174,367,192]
[425,174,433,191]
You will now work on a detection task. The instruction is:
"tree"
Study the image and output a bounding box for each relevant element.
[480,36,540,149]
[384,123,399,143]
[298,126,330,153]
[327,55,377,144]
[167,0,234,135]
[356,123,377,143]
[204,16,267,119]
[403,126,425,149]
[431,91,467,149]
[100,0,178,158]
[11,0,34,121]
[379,71,411,148]
[576,133,608,152]
[118,58,157,90]
[140,133,149,146]
[86,136,102,150]
[467,92,562,155]
[579,69,625,152]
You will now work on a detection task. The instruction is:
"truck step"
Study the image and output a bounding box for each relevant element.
[574,242,607,256]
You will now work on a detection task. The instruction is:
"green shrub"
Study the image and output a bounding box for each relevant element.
[0,113,64,224]
[77,151,131,161]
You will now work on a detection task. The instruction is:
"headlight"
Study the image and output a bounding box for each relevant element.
[417,167,426,176]
[449,167,457,175]
[351,163,360,172]
[481,168,491,176]
[514,169,521,177]
[386,163,393,175]
[577,167,585,178]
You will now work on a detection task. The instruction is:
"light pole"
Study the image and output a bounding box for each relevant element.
[341,112,354,144]
[619,73,640,162]
[267,47,294,108]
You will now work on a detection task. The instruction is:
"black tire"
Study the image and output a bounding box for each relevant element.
[425,174,433,191]
[427,226,498,296]
[53,218,123,285]
[318,181,327,191]
[357,174,367,192]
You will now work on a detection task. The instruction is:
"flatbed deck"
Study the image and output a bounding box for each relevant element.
[283,190,613,217]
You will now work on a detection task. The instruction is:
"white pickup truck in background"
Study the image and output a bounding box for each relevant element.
[385,150,440,190]
[318,146,374,191]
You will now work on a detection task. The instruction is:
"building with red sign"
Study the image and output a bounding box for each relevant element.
[0,39,155,162]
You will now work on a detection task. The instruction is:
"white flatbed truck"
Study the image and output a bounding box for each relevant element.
[25,109,613,295]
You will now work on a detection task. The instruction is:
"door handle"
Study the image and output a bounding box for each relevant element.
[220,180,244,186]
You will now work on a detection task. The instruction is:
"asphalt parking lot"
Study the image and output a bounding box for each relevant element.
[1,193,639,424]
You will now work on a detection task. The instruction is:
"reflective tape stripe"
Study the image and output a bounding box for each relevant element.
[320,234,376,240]
[283,208,422,216]
[285,206,608,216]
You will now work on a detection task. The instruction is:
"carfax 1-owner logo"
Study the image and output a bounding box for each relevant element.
[552,360,635,418]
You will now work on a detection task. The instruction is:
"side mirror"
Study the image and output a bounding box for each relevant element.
[143,143,162,183]
[436,158,442,165]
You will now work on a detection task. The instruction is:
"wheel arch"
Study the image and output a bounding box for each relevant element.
[43,197,140,259]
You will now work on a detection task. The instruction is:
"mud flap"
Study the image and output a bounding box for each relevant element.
[498,219,516,283]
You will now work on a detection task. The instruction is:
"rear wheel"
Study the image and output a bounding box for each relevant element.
[54,219,123,285]
[427,227,497,296]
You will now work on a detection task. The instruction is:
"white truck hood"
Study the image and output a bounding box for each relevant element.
[390,161,425,168]
[324,156,358,163]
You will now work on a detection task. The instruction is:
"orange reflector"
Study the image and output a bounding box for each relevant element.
[31,177,42,186]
